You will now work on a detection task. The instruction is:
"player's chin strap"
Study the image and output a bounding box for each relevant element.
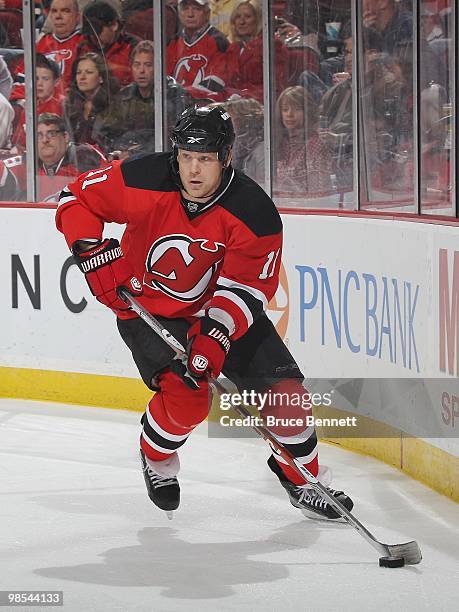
[118,289,422,567]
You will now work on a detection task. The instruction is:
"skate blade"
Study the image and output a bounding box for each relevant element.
[165,511,174,521]
[299,507,348,523]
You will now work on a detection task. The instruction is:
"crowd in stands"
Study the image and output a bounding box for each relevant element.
[0,0,453,206]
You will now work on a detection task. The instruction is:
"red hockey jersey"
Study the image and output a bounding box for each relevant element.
[55,153,282,339]
[166,26,236,100]
[227,34,289,103]
[14,31,85,94]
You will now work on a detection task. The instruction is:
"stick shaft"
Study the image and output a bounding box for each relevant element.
[120,291,420,561]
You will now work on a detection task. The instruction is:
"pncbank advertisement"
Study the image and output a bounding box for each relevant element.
[280,213,459,459]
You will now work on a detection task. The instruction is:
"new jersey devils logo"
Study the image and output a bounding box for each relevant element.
[45,49,72,75]
[144,234,225,301]
[174,54,208,87]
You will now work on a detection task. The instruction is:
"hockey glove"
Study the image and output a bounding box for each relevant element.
[185,316,231,381]
[72,238,143,315]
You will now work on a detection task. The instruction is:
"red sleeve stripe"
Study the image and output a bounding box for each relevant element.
[217,275,269,307]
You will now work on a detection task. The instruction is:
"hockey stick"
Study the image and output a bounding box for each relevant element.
[119,290,422,566]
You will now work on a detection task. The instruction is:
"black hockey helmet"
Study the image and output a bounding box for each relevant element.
[171,105,235,166]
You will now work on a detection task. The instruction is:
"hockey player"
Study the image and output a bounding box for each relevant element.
[55,105,353,521]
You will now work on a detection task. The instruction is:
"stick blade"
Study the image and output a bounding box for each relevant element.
[386,541,422,565]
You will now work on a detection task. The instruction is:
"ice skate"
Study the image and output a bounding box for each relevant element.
[268,455,353,521]
[140,449,180,518]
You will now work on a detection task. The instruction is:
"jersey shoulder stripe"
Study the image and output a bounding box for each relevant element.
[120,152,179,192]
[219,170,282,238]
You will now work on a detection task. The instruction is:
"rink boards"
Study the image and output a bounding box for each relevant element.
[0,206,458,500]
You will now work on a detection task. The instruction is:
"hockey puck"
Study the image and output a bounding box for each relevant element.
[379,556,405,568]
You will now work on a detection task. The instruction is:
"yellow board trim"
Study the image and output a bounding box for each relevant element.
[1,366,458,502]
[0,366,151,411]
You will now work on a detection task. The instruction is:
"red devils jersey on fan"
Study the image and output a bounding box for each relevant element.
[15,31,84,93]
[55,153,282,340]
[227,35,289,103]
[166,26,236,100]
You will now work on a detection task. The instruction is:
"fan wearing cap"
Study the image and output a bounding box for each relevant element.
[167,0,237,100]
[55,105,353,521]
[78,0,140,87]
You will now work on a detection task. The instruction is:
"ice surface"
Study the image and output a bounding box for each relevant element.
[0,399,458,612]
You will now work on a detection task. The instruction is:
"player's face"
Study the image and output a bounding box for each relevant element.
[36,67,56,101]
[233,3,258,39]
[76,59,102,95]
[50,0,80,38]
[177,149,224,201]
[37,124,69,165]
[132,52,154,90]
[281,102,304,132]
[179,2,210,32]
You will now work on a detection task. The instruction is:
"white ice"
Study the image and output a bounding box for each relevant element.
[0,399,458,612]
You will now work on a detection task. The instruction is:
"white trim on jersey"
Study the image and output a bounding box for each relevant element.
[182,25,213,48]
[274,446,318,466]
[207,306,236,335]
[145,407,189,443]
[57,188,77,208]
[217,276,268,307]
[141,431,176,455]
[270,425,316,446]
[213,288,254,328]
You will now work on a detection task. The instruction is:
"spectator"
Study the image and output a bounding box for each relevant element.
[0,92,14,149]
[0,112,106,200]
[319,24,385,187]
[362,0,412,54]
[122,0,179,43]
[227,0,289,103]
[79,1,139,87]
[93,40,190,153]
[0,56,13,100]
[319,22,355,135]
[14,0,84,93]
[64,51,118,146]
[420,5,445,43]
[0,0,27,47]
[209,95,265,183]
[12,55,65,149]
[274,85,333,194]
[93,39,155,152]
[167,0,233,101]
